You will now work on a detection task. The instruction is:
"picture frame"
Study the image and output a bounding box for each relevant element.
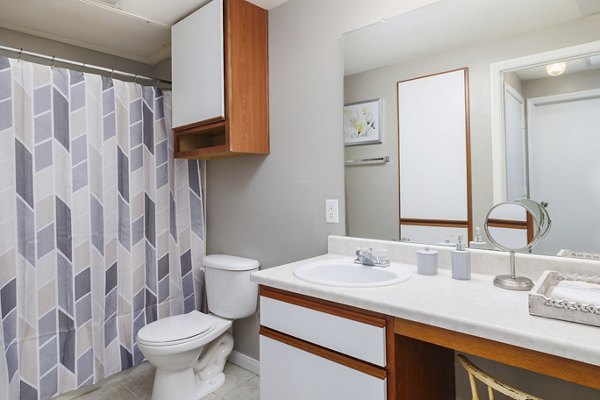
[343,98,382,146]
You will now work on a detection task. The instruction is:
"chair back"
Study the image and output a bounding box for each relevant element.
[457,354,543,400]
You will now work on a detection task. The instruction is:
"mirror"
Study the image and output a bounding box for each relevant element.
[343,0,600,258]
[485,200,552,290]
[485,200,551,252]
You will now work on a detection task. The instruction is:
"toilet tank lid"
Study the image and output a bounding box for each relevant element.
[203,254,259,271]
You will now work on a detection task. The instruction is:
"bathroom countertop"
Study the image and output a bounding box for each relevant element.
[251,253,600,367]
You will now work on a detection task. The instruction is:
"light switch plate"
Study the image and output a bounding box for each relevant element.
[325,199,339,223]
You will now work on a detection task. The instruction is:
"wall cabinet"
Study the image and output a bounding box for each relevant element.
[171,0,269,159]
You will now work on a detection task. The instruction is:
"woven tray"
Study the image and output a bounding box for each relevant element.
[529,270,600,327]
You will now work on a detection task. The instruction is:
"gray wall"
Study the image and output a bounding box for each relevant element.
[344,14,600,245]
[504,71,523,94]
[205,0,442,361]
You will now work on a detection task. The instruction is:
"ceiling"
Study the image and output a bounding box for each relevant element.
[0,0,289,65]
[515,55,600,81]
[344,0,600,76]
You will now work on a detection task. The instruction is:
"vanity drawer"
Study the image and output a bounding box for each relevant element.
[260,334,387,400]
[260,289,387,367]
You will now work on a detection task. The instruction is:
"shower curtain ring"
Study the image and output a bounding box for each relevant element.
[51,56,55,68]
[17,48,23,62]
[110,68,115,79]
[134,74,138,84]
[82,62,86,73]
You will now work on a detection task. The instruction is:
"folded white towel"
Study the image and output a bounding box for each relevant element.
[550,280,600,306]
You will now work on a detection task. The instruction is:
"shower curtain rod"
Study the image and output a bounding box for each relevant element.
[0,44,172,86]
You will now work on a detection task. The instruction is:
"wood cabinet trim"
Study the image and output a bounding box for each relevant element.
[395,334,455,399]
[260,286,386,328]
[384,315,397,399]
[172,117,226,134]
[224,0,269,154]
[464,67,473,241]
[486,218,529,230]
[394,317,600,390]
[260,326,387,380]
[400,218,469,228]
[174,145,230,159]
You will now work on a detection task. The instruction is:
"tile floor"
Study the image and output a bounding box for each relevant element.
[54,362,259,400]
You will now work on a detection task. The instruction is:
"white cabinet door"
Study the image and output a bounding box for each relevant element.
[172,0,225,128]
[260,296,386,367]
[260,335,387,400]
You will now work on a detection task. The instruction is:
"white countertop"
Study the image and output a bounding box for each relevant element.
[251,253,600,367]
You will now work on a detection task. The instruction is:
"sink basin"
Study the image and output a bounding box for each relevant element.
[293,259,411,288]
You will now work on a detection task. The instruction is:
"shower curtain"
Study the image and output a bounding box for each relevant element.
[0,56,206,400]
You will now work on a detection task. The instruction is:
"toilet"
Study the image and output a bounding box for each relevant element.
[137,254,259,400]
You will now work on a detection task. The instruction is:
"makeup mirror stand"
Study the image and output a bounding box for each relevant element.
[493,250,534,291]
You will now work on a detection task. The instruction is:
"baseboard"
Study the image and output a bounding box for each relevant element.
[229,350,260,375]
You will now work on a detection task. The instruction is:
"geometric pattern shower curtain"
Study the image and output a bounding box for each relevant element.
[0,56,206,400]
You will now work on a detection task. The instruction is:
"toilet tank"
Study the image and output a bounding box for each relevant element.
[204,254,259,319]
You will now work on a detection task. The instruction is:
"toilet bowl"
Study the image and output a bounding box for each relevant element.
[137,255,259,400]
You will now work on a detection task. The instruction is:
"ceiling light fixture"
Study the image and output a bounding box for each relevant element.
[545,62,566,76]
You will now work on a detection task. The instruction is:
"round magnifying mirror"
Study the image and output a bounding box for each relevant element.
[484,199,551,291]
[513,199,551,241]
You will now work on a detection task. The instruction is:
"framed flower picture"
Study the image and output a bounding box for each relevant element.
[343,98,382,146]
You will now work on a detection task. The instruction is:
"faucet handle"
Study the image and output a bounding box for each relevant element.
[372,248,390,266]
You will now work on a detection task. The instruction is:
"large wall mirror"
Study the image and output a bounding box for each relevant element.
[343,0,600,258]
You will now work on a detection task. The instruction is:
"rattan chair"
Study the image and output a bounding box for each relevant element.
[457,354,543,400]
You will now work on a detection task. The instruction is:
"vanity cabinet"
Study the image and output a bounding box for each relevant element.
[259,287,458,400]
[171,0,269,159]
[259,287,390,400]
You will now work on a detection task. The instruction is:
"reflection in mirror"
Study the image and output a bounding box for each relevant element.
[484,200,551,290]
[485,200,551,252]
[343,0,600,258]
[496,51,600,257]
[396,69,471,244]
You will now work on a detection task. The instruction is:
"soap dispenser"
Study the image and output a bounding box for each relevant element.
[451,234,471,280]
[469,227,487,250]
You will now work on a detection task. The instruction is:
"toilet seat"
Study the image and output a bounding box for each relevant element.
[137,311,216,347]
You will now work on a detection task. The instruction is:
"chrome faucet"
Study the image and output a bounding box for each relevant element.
[354,248,390,267]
